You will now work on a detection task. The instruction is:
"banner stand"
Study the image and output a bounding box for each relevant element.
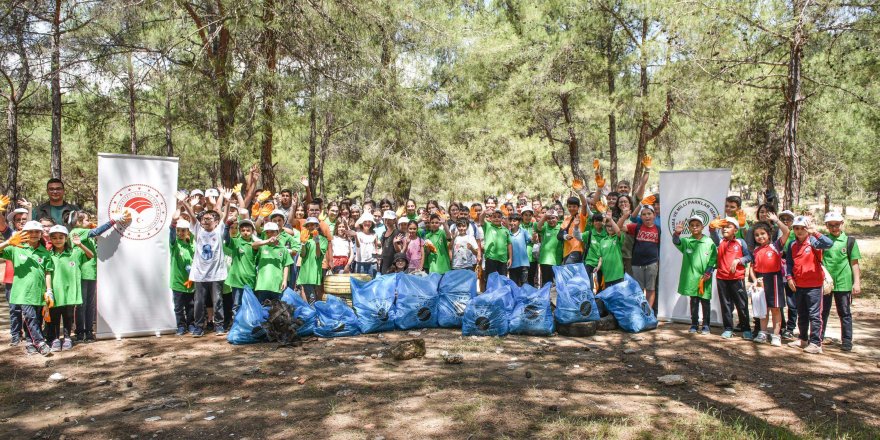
[657,169,731,326]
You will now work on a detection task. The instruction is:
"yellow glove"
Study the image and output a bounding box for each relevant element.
[260,203,275,218]
[251,202,261,218]
[7,231,25,248]
[256,190,272,202]
[232,183,243,194]
[642,155,653,169]
[0,195,10,211]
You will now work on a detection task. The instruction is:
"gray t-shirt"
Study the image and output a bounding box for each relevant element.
[189,221,227,282]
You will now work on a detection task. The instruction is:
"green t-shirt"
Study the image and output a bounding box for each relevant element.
[584,227,609,267]
[2,245,54,305]
[224,236,257,289]
[255,244,294,293]
[422,228,451,274]
[521,221,537,263]
[823,232,860,292]
[596,233,626,283]
[70,228,98,281]
[538,223,563,266]
[483,222,511,263]
[674,234,717,299]
[298,237,325,286]
[170,237,194,293]
[50,248,88,306]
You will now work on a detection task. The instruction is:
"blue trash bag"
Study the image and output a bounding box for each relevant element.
[394,273,442,330]
[485,272,517,313]
[553,264,601,324]
[509,282,555,336]
[280,287,317,337]
[314,294,362,338]
[352,274,398,333]
[437,270,478,328]
[462,285,512,336]
[227,286,268,344]
[597,274,658,333]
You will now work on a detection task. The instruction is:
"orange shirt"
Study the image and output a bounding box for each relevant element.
[561,214,586,257]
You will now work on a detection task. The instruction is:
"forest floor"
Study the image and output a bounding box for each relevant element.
[0,221,878,440]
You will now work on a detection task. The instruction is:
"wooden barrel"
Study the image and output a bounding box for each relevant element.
[324,274,372,305]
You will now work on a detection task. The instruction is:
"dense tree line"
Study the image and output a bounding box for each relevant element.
[1,0,879,216]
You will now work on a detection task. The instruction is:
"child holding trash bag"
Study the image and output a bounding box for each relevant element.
[251,222,293,303]
[45,225,94,351]
[171,218,196,336]
[747,214,789,346]
[673,216,717,335]
[592,208,628,291]
[298,217,326,303]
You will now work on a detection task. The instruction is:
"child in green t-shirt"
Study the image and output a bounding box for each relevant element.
[820,211,861,351]
[593,210,628,291]
[45,225,94,351]
[535,209,563,285]
[223,219,257,320]
[171,218,196,335]
[672,216,718,334]
[0,221,54,356]
[480,209,512,283]
[251,222,294,303]
[298,217,326,303]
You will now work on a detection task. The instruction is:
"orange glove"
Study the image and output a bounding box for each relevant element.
[43,291,55,323]
[500,205,510,217]
[256,190,272,202]
[469,206,478,221]
[641,195,656,206]
[709,217,727,229]
[425,240,437,253]
[595,200,607,213]
[311,230,318,238]
[592,159,600,171]
[183,280,194,289]
[698,278,705,296]
[260,202,275,218]
[7,231,25,248]
[572,178,585,191]
[736,209,747,227]
[641,155,653,169]
[251,202,261,218]
[595,175,606,188]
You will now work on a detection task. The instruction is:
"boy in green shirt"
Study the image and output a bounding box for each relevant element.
[171,218,196,335]
[480,209,512,283]
[46,225,94,351]
[1,221,54,356]
[251,222,294,303]
[422,214,451,274]
[820,211,861,351]
[224,219,257,320]
[594,210,628,290]
[672,215,717,335]
[298,217,326,303]
[535,209,563,285]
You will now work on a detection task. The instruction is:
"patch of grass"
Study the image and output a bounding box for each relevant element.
[534,414,634,439]
[847,220,880,238]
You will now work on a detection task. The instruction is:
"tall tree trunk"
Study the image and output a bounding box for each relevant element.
[363,158,381,201]
[50,0,63,178]
[127,52,138,155]
[782,1,806,209]
[823,189,830,214]
[605,32,618,184]
[873,191,879,220]
[259,0,278,192]
[308,103,318,196]
[317,112,334,198]
[164,92,173,156]
[6,99,20,200]
[4,8,30,200]
[559,93,581,180]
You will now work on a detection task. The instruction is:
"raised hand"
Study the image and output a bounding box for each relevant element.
[71,234,82,246]
[222,187,234,200]
[642,155,653,169]
[641,195,656,206]
[592,159,600,172]
[767,213,779,224]
[188,195,200,207]
[572,178,585,191]
[176,190,187,202]
[232,183,243,195]
[736,209,747,227]
[674,221,685,235]
[0,195,10,211]
[709,217,727,230]
[257,190,272,202]
[300,176,309,187]
[595,200,607,213]
[17,198,31,209]
[595,175,606,188]
[6,231,25,247]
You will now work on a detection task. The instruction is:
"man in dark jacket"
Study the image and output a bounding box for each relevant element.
[33,178,79,228]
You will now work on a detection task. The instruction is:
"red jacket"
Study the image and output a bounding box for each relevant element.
[711,232,752,281]
[785,233,833,288]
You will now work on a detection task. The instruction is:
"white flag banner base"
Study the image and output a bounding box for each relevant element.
[658,169,731,326]
[97,153,179,339]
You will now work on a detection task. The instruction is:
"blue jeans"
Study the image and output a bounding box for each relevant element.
[76,280,97,337]
[353,262,377,277]
[6,284,22,340]
[231,287,245,317]
[173,290,195,329]
[796,287,823,346]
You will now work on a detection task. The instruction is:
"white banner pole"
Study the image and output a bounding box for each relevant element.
[97,153,179,339]
[658,169,731,325]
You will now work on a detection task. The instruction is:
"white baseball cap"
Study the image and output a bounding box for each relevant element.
[190,189,204,197]
[263,222,279,232]
[304,217,320,226]
[824,211,844,223]
[176,219,191,229]
[355,213,375,226]
[520,206,534,214]
[778,210,795,219]
[792,216,810,227]
[687,215,704,225]
[48,225,69,236]
[724,216,740,229]
[22,220,43,232]
[382,210,397,220]
[397,217,410,226]
[269,210,286,220]
[204,188,220,198]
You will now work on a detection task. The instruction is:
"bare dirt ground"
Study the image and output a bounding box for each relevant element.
[1,220,878,440]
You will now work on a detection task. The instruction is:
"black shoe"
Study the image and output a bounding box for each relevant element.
[75,333,85,342]
[85,332,96,342]
[781,330,794,340]
[9,336,21,347]
[841,342,853,352]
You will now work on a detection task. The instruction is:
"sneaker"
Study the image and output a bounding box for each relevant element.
[753,332,768,344]
[62,338,73,350]
[25,343,38,355]
[176,326,186,336]
[841,342,853,352]
[85,332,96,342]
[215,326,226,336]
[188,325,197,334]
[9,336,21,347]
[770,334,782,347]
[803,343,823,354]
[74,333,85,342]
[781,329,794,340]
[192,328,205,338]
[742,331,753,340]
[721,330,733,339]
[689,325,698,333]
[50,339,62,352]
[700,325,711,335]
[38,342,52,356]
[788,340,808,349]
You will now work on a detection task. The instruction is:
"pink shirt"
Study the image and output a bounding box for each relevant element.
[405,237,424,271]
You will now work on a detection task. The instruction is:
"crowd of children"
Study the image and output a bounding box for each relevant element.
[0,159,863,356]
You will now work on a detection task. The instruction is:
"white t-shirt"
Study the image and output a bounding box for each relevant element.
[452,234,479,269]
[332,236,351,258]
[355,231,378,263]
[450,221,484,241]
[189,221,227,282]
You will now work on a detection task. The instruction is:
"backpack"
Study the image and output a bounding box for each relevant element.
[846,236,856,263]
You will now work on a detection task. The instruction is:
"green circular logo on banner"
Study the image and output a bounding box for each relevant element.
[668,198,721,236]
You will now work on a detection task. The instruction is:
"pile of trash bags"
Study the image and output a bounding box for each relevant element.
[228,265,657,344]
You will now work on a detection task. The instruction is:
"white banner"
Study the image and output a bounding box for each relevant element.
[658,169,731,325]
[97,153,178,339]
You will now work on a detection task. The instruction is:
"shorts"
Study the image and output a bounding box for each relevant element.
[632,262,658,290]
[332,256,349,268]
[756,271,785,308]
